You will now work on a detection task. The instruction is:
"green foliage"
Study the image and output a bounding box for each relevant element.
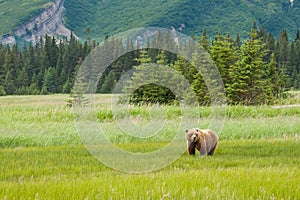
[0,137,299,199]
[67,71,89,107]
[123,49,178,105]
[1,25,300,105]
[61,0,300,40]
[0,35,91,95]
[2,0,300,43]
[0,85,6,96]
[0,94,299,147]
[0,93,299,199]
[0,0,52,36]
[227,28,273,105]
[211,33,237,87]
[42,67,58,94]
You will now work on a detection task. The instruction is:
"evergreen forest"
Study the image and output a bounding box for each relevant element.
[0,25,300,105]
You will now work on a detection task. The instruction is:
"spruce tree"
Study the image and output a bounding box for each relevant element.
[123,49,176,105]
[295,30,300,41]
[68,71,88,107]
[211,32,236,88]
[227,28,272,105]
[3,70,16,95]
[268,53,279,98]
[28,75,40,95]
[42,67,58,94]
[17,67,30,88]
[191,45,211,105]
[235,33,241,48]
[0,45,5,85]
[198,28,210,52]
[278,29,289,67]
[0,85,6,96]
[278,63,290,98]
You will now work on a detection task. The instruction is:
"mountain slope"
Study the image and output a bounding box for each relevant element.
[0,0,300,44]
[63,0,300,40]
[0,0,53,36]
[0,0,75,45]
[63,0,184,39]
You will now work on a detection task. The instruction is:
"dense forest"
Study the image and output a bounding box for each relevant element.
[0,25,300,105]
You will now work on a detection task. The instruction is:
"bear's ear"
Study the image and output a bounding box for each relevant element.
[195,128,203,134]
[185,129,189,133]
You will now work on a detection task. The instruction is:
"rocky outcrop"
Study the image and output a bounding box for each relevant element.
[1,0,76,45]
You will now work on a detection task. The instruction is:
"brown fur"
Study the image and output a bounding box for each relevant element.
[185,128,218,157]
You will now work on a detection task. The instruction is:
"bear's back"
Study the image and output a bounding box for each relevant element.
[201,129,218,146]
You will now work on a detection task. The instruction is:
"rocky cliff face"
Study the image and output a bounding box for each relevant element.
[1,0,76,45]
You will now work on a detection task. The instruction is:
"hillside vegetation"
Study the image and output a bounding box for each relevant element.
[0,0,53,36]
[1,0,300,41]
[63,0,300,40]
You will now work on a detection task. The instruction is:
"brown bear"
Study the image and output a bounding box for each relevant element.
[185,128,218,156]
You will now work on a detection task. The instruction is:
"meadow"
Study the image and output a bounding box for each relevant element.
[0,94,299,199]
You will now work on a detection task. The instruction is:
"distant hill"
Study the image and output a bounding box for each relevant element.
[63,0,300,40]
[1,0,300,44]
[0,0,53,36]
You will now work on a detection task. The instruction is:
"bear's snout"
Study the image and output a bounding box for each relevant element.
[191,134,197,142]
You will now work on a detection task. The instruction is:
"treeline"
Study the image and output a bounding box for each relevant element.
[100,25,300,105]
[0,25,300,105]
[0,33,95,96]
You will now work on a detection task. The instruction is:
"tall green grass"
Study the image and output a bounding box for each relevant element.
[0,95,299,147]
[0,139,299,199]
[0,95,299,199]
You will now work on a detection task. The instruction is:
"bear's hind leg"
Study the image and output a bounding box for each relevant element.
[208,142,217,156]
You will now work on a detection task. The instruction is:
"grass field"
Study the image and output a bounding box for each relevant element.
[0,94,299,199]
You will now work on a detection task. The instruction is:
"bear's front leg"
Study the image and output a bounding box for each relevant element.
[188,142,196,155]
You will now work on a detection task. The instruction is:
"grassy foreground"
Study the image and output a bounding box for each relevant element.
[0,95,299,199]
[1,140,299,199]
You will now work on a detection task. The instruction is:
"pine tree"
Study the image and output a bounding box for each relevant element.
[287,41,297,82]
[295,30,300,42]
[0,45,6,95]
[42,67,58,94]
[0,85,6,96]
[211,32,236,88]
[234,33,241,48]
[68,71,88,107]
[278,63,290,97]
[3,70,16,95]
[28,74,40,95]
[268,53,279,98]
[123,49,176,105]
[0,44,5,85]
[191,44,212,105]
[61,77,70,93]
[155,51,177,104]
[198,28,210,52]
[170,55,188,103]
[227,28,272,105]
[277,29,289,67]
[23,43,36,82]
[17,67,30,87]
[100,71,117,93]
[266,33,275,52]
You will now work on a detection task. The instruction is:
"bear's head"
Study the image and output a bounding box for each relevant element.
[185,128,201,143]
